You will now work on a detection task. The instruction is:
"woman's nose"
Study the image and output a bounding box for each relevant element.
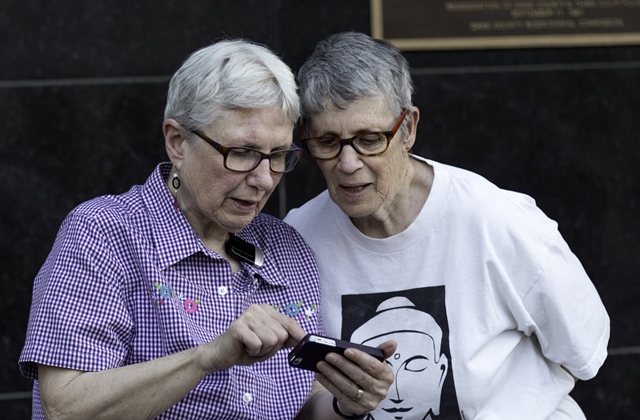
[336,144,364,173]
[246,158,276,190]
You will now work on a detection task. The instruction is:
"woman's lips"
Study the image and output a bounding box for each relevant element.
[232,197,259,209]
[339,183,370,198]
[343,185,366,192]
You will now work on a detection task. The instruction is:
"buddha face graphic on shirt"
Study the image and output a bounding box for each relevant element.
[358,331,448,420]
[349,296,449,420]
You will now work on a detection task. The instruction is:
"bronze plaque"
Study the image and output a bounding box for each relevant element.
[371,0,640,50]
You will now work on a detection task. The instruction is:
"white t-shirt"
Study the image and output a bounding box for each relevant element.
[285,157,609,420]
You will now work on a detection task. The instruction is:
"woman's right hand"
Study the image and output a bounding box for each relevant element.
[199,304,306,374]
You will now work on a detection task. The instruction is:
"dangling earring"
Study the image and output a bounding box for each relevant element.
[172,172,180,213]
[172,172,181,190]
[170,171,181,213]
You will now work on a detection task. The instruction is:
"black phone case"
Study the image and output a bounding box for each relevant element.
[288,334,385,372]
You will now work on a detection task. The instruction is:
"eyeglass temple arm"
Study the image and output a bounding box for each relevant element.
[392,109,409,133]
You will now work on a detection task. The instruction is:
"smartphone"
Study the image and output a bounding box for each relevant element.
[288,334,385,372]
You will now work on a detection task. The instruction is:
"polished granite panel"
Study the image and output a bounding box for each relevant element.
[571,353,640,417]
[0,0,288,80]
[0,399,31,420]
[279,0,371,72]
[404,44,640,69]
[1,83,167,392]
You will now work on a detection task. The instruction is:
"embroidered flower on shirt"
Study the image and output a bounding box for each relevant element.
[284,302,302,317]
[184,299,201,314]
[303,303,319,322]
[274,302,318,322]
[159,285,172,299]
[151,283,201,314]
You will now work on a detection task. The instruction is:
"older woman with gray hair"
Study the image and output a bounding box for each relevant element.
[286,32,609,419]
[19,38,394,419]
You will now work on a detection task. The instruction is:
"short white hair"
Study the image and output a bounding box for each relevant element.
[164,39,299,130]
[298,32,414,138]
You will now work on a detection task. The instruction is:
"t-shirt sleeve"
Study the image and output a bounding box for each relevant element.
[19,211,133,379]
[522,232,610,380]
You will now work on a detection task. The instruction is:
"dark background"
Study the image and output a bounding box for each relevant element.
[1,1,637,418]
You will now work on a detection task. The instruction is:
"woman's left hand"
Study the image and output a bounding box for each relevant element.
[315,340,397,417]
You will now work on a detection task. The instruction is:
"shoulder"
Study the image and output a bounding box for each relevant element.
[75,185,144,215]
[243,213,312,251]
[68,163,167,227]
[283,190,333,232]
[52,185,153,256]
[66,185,146,229]
[430,159,558,235]
[247,212,298,235]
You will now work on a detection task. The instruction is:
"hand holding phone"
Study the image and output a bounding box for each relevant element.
[288,334,385,372]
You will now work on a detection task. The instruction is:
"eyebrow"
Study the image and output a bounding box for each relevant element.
[314,127,386,138]
[312,119,391,137]
[238,141,294,152]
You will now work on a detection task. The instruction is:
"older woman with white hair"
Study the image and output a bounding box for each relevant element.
[19,39,394,420]
[286,32,609,419]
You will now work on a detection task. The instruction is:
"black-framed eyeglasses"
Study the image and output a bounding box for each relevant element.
[192,131,302,174]
[301,109,409,160]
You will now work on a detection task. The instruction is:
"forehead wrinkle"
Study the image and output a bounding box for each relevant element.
[310,98,394,138]
[214,112,293,151]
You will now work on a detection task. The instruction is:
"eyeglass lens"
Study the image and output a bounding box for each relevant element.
[306,133,389,159]
[225,148,300,173]
[303,109,407,160]
[193,130,300,173]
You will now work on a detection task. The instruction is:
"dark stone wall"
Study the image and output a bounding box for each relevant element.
[1,1,637,417]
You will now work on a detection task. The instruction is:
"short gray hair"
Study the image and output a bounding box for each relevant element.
[297,32,414,122]
[164,39,299,130]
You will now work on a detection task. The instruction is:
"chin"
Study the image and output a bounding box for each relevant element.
[223,214,256,232]
[337,203,373,219]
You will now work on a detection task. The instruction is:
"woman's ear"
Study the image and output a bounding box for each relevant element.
[163,119,186,169]
[403,107,420,152]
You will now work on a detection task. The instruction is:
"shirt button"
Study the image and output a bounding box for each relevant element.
[243,392,252,403]
[218,286,228,296]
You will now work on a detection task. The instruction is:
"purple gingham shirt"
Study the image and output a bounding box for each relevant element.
[19,163,321,419]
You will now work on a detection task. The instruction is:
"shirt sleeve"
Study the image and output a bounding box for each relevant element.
[19,210,133,378]
[522,231,610,380]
